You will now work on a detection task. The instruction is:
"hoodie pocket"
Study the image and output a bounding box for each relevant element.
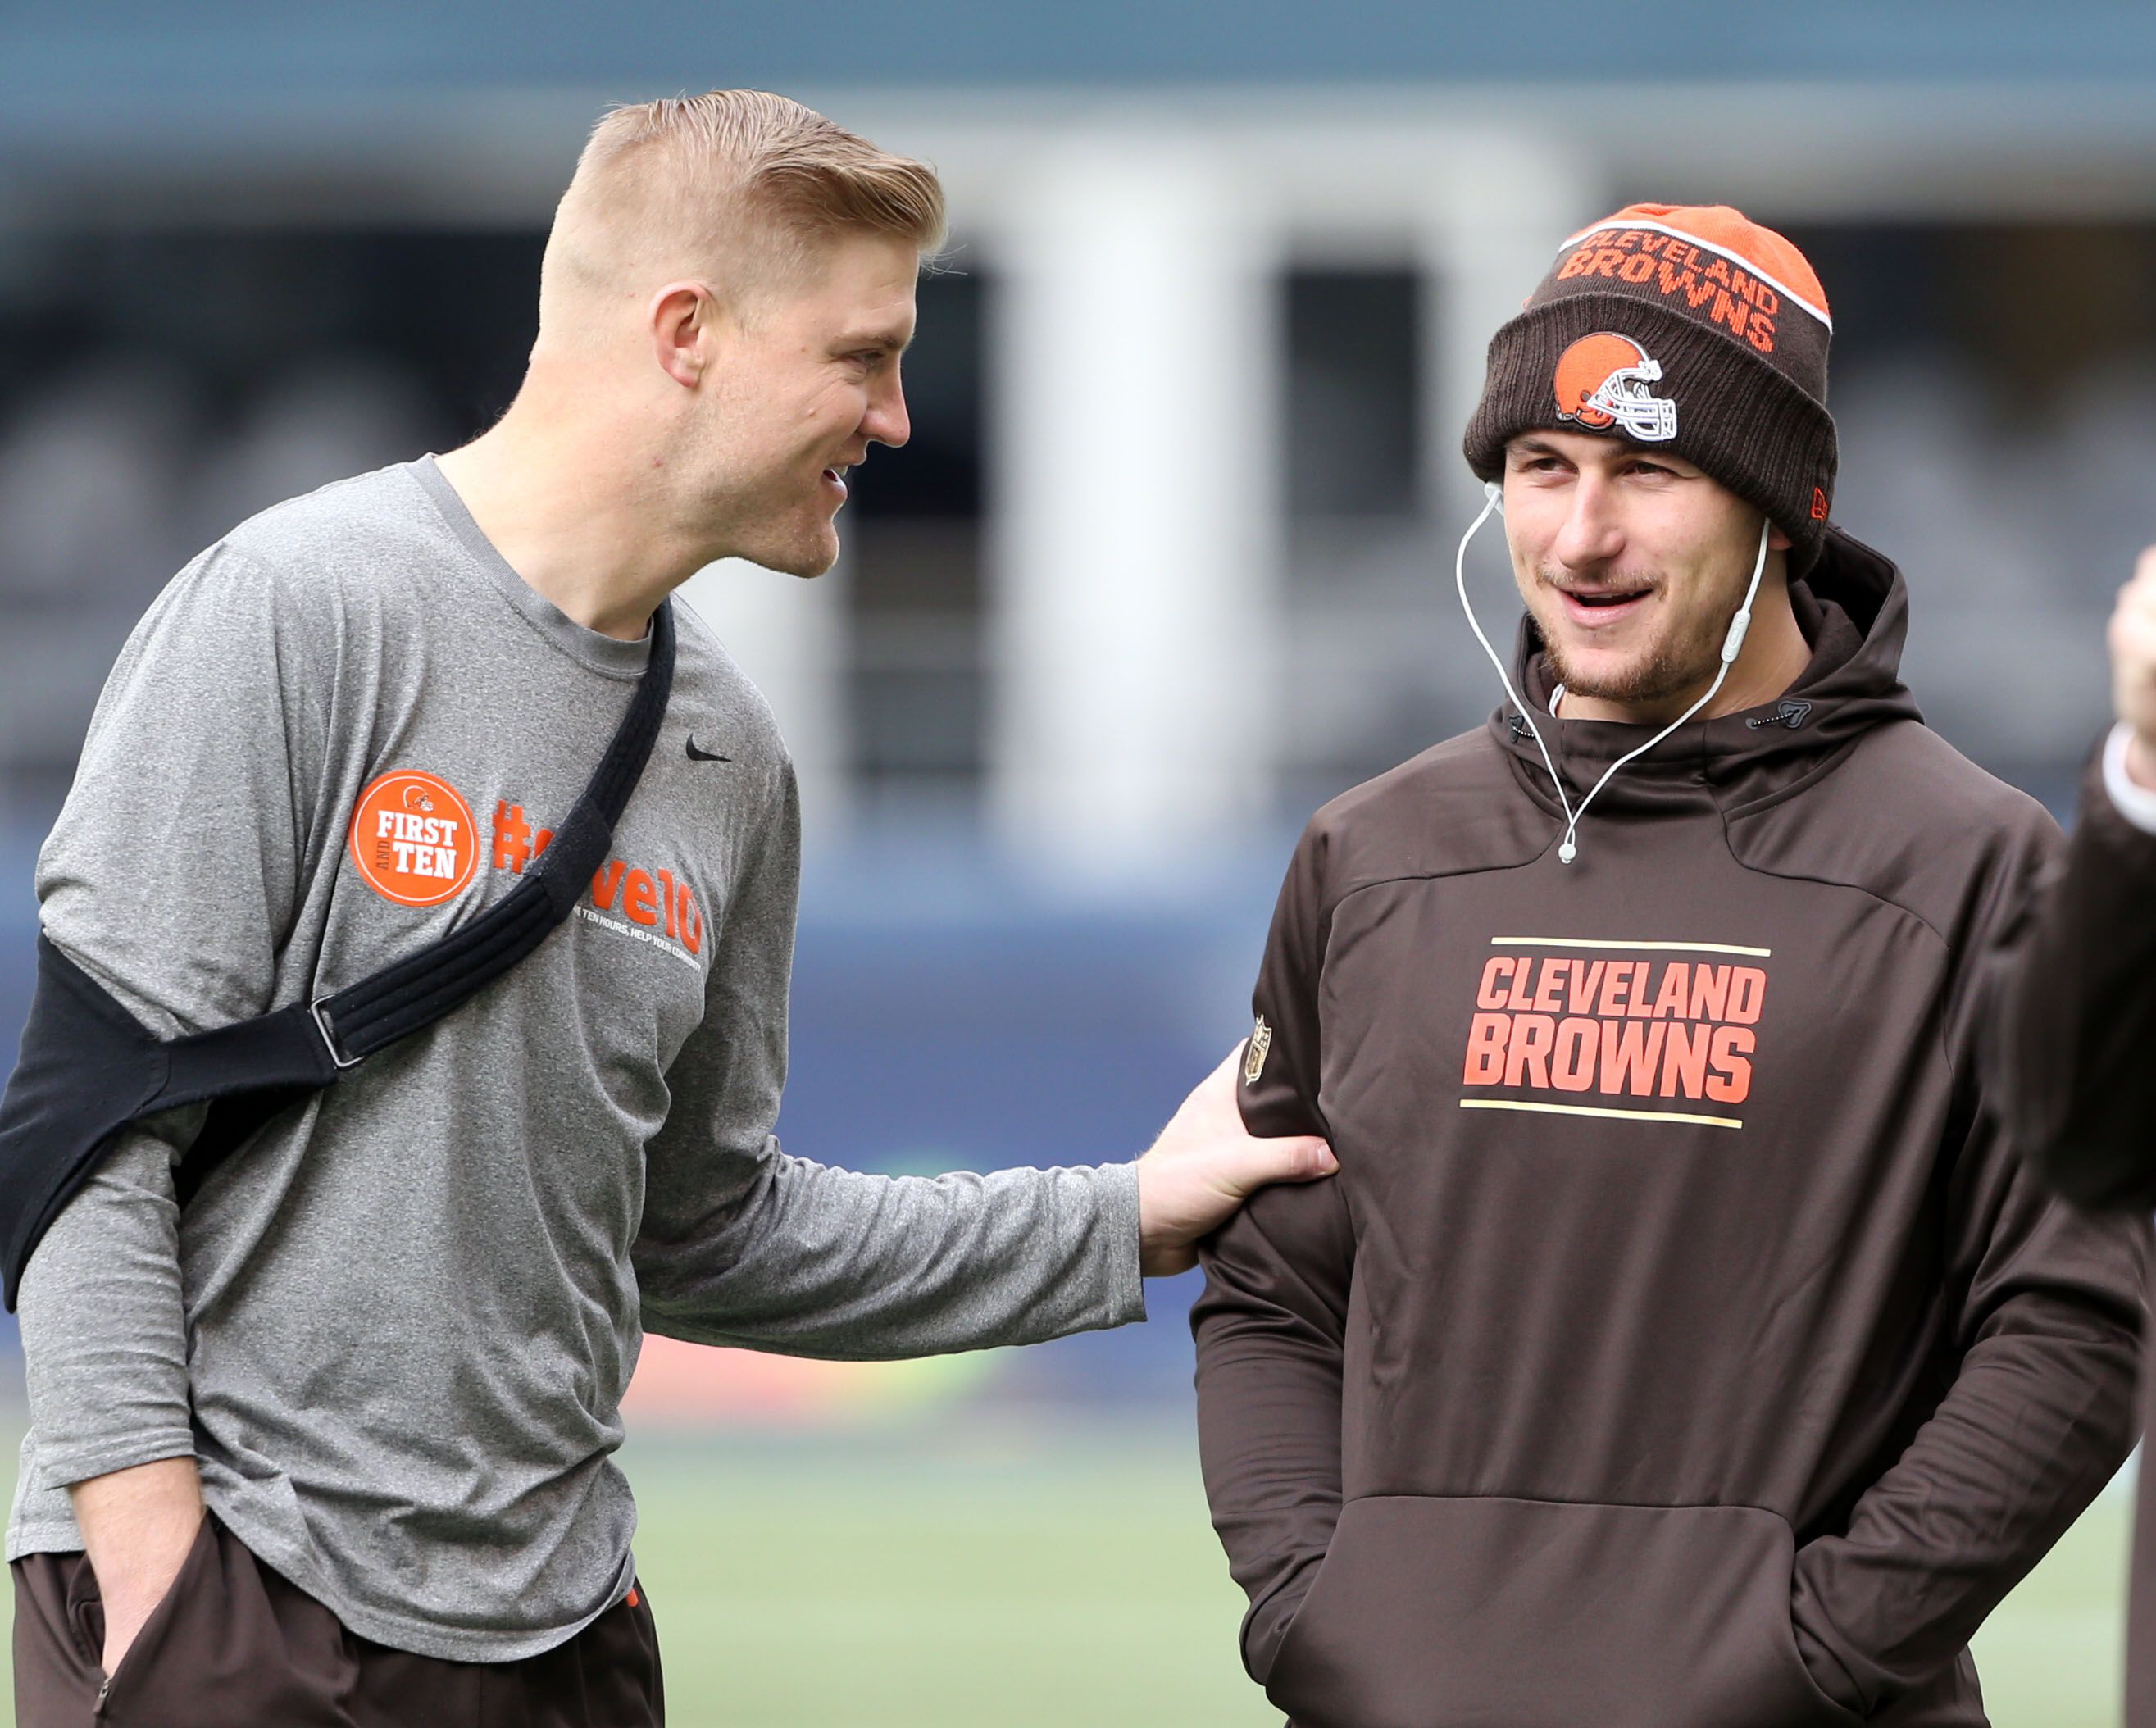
[1267,1495,1863,1728]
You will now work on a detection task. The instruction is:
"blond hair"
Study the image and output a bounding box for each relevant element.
[539,90,946,340]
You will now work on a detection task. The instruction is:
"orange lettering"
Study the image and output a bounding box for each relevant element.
[1463,1012,1509,1085]
[624,869,659,927]
[1506,960,1535,1011]
[1711,290,1749,340]
[1477,957,1514,1011]
[1707,1025,1755,1102]
[657,869,678,939]
[1598,964,1631,1017]
[1651,963,1690,1020]
[1588,248,1626,278]
[1600,1021,1667,1095]
[1659,1022,1712,1098]
[1530,959,1567,1015]
[1726,967,1767,1025]
[1565,960,1606,1015]
[1746,315,1776,354]
[680,888,703,956]
[1687,964,1731,1022]
[591,860,626,910]
[1506,1014,1557,1089]
[1625,962,1655,1018]
[1557,248,1594,281]
[1618,252,1656,284]
[1551,1018,1598,1091]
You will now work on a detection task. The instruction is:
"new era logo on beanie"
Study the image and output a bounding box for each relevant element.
[1462,202,1839,569]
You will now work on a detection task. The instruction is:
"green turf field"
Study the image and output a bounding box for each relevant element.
[613,1426,2125,1727]
[0,1423,2122,1724]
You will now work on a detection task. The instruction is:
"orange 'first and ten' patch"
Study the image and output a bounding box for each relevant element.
[348,771,479,907]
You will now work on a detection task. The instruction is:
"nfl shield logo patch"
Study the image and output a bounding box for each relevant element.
[1244,1016,1273,1086]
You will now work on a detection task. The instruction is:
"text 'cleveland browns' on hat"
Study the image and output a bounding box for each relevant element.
[1462,202,1838,569]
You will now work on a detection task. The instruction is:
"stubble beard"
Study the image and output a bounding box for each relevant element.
[1535,567,1731,708]
[712,465,844,579]
[750,508,841,578]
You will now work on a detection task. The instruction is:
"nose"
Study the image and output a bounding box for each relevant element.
[862,364,910,451]
[1549,471,1625,573]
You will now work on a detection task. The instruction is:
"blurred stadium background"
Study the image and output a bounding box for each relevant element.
[3,3,2154,1721]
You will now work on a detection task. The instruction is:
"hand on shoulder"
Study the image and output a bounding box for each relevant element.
[1135,1046,1336,1277]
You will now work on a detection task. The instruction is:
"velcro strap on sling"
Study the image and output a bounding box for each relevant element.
[0,599,677,1308]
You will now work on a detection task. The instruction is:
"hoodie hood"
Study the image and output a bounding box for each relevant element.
[1484,525,1924,830]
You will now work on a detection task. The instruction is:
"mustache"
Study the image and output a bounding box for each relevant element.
[1534,562,1662,595]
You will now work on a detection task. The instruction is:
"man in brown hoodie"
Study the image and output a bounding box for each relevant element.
[1193,203,2149,1728]
[1995,545,2156,1727]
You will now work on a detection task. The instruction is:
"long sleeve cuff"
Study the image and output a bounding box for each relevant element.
[2100,722,2156,834]
[1098,1159,1147,1326]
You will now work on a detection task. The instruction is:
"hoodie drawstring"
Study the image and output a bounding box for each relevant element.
[1455,481,1772,865]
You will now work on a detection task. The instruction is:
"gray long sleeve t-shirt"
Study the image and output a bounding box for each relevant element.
[7,457,1144,1661]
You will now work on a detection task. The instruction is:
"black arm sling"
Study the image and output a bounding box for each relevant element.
[0,599,677,1311]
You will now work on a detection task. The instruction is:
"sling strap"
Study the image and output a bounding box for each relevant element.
[0,599,677,1308]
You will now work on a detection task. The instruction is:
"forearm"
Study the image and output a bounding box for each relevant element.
[1790,1291,2143,1714]
[71,1457,205,1667]
[1193,1321,1344,1683]
[638,1151,1144,1358]
[1191,1180,1353,1685]
[18,1126,201,1670]
[20,1133,197,1482]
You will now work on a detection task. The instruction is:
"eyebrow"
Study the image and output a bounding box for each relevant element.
[836,325,915,355]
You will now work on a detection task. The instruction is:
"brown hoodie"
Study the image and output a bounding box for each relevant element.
[1992,744,2156,1726]
[1194,527,2148,1728]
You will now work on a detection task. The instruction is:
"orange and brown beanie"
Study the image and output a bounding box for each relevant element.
[1462,202,1837,569]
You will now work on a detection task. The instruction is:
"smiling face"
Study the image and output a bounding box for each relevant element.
[1501,429,1790,716]
[677,229,919,577]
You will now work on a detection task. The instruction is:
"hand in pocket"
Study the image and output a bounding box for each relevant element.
[73,1457,207,1676]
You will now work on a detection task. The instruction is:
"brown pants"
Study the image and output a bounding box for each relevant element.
[11,1513,665,1726]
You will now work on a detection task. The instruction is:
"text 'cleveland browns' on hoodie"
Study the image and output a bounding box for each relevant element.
[1194,529,2148,1728]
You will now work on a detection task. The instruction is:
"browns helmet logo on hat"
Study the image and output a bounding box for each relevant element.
[1465,202,1838,571]
[1553,332,1677,443]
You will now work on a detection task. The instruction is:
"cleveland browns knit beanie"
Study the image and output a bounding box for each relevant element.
[1462,202,1838,570]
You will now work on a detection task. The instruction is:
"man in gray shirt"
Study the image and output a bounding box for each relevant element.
[7,91,1334,1726]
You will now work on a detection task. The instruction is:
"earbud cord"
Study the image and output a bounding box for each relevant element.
[1456,482,1771,866]
[1454,482,1578,843]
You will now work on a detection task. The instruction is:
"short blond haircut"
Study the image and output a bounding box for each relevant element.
[539,90,946,339]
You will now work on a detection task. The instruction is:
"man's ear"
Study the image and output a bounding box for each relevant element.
[648,280,719,389]
[1767,520,1794,553]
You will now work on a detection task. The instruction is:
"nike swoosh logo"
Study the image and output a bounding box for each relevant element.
[685,736,732,763]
